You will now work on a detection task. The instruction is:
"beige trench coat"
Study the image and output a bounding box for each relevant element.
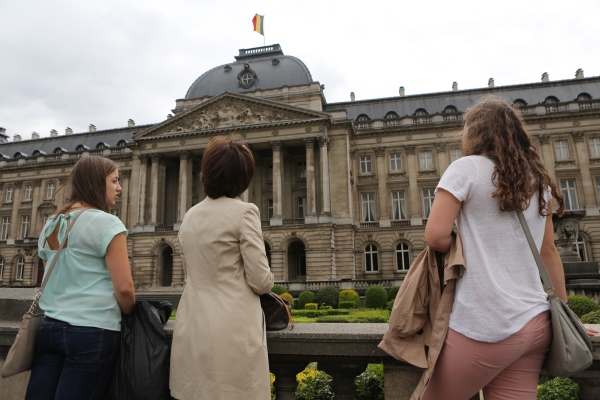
[170,197,274,400]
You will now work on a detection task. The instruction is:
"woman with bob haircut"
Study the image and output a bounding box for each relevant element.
[170,135,274,400]
[422,97,597,399]
[25,156,135,400]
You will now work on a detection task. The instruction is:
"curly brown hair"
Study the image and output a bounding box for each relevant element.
[462,96,564,216]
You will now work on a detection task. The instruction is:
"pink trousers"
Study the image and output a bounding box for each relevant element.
[422,312,551,400]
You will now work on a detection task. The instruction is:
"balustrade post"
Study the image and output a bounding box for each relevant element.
[269,361,306,400]
[320,361,367,400]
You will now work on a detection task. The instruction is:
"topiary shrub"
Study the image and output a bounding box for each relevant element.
[365,285,388,309]
[339,289,361,308]
[536,377,579,400]
[567,295,600,318]
[298,291,315,310]
[339,301,356,309]
[385,300,394,311]
[280,292,294,308]
[320,305,333,310]
[315,286,340,309]
[581,310,600,324]
[305,303,318,310]
[356,364,384,400]
[271,285,288,295]
[387,286,400,302]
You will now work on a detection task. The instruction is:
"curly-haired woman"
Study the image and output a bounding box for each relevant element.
[422,97,596,400]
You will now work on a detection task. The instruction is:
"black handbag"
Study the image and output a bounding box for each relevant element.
[260,292,294,331]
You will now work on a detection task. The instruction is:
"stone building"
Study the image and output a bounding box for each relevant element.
[1,45,600,290]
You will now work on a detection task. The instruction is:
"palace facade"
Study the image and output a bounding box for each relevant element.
[2,44,600,289]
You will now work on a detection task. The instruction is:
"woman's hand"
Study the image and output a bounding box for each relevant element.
[586,326,599,337]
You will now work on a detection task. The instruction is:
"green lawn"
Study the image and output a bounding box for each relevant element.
[169,308,389,323]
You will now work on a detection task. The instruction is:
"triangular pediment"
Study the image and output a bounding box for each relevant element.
[134,92,331,139]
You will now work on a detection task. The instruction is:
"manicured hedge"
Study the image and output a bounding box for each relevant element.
[298,291,316,309]
[271,285,288,295]
[315,286,340,309]
[365,285,388,309]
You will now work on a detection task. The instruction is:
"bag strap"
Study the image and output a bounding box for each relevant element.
[27,209,89,314]
[516,210,555,295]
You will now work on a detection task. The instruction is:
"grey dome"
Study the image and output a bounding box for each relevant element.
[185,44,313,100]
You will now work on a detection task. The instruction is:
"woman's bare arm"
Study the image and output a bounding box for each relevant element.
[539,200,567,302]
[424,189,462,253]
[105,233,136,314]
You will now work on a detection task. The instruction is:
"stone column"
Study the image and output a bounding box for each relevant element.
[149,153,161,227]
[304,138,318,224]
[120,170,130,226]
[9,181,22,242]
[573,132,599,215]
[271,141,283,226]
[29,179,42,237]
[435,142,449,174]
[405,145,422,225]
[135,154,149,231]
[269,359,307,400]
[375,147,390,227]
[350,150,359,224]
[56,176,68,209]
[176,151,191,229]
[319,137,332,223]
[320,361,368,400]
[537,134,557,185]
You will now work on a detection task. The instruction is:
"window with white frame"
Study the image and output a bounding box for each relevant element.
[365,244,379,272]
[589,138,600,158]
[46,183,55,199]
[419,150,433,169]
[554,140,570,160]
[297,197,307,218]
[560,179,579,210]
[24,185,33,201]
[360,155,373,174]
[396,243,411,271]
[389,153,402,172]
[110,209,120,218]
[423,189,436,218]
[573,235,588,261]
[1,217,10,240]
[297,161,307,179]
[267,199,274,219]
[20,215,29,239]
[5,187,13,203]
[450,149,462,162]
[15,257,24,281]
[391,191,407,220]
[361,193,376,222]
[0,257,3,281]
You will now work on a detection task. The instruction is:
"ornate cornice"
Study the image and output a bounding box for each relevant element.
[138,154,149,163]
[304,138,315,148]
[572,131,585,142]
[270,140,282,152]
[150,153,162,163]
[318,137,329,147]
[374,147,386,157]
[538,134,550,144]
[435,142,447,151]
[13,180,23,189]
[405,145,416,155]
[33,179,42,187]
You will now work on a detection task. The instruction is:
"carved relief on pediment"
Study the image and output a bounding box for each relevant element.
[169,100,300,134]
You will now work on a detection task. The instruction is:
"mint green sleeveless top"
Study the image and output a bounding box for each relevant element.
[38,209,128,331]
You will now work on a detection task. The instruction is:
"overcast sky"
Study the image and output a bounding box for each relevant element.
[2,0,599,139]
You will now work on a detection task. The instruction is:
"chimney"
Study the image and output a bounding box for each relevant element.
[14,134,21,142]
[50,129,58,137]
[488,78,495,88]
[452,82,458,92]
[32,132,40,140]
[89,124,96,133]
[399,86,405,96]
[65,127,73,135]
[128,119,135,127]
[541,72,549,82]
[350,92,355,102]
[0,128,7,143]
[575,68,584,79]
[167,114,173,119]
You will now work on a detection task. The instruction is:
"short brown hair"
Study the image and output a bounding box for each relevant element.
[56,155,118,215]
[201,136,255,199]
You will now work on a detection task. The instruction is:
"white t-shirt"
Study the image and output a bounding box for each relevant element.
[437,155,550,342]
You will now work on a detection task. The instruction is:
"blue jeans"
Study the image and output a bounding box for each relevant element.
[25,317,120,400]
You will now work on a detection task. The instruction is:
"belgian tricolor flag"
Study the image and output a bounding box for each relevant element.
[252,14,264,36]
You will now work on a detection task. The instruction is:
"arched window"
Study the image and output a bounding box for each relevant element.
[96,142,109,149]
[0,257,4,281]
[365,244,379,272]
[513,99,527,108]
[573,235,588,261]
[384,111,399,119]
[576,93,592,101]
[288,241,306,281]
[443,106,458,113]
[356,114,370,121]
[53,147,66,154]
[15,257,24,281]
[544,96,559,104]
[32,150,45,156]
[117,140,128,147]
[13,152,27,158]
[414,108,428,116]
[395,243,411,271]
[76,145,90,152]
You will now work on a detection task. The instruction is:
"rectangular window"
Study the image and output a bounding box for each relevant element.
[389,153,402,172]
[360,155,373,174]
[110,209,120,218]
[297,161,307,179]
[561,179,579,210]
[589,138,600,158]
[1,217,9,240]
[554,140,570,160]
[391,191,407,220]
[15,258,24,281]
[46,183,55,199]
[20,215,30,239]
[361,193,376,222]
[450,149,462,162]
[297,197,307,218]
[267,199,274,219]
[419,150,433,169]
[5,187,13,203]
[423,188,436,218]
[24,185,33,201]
